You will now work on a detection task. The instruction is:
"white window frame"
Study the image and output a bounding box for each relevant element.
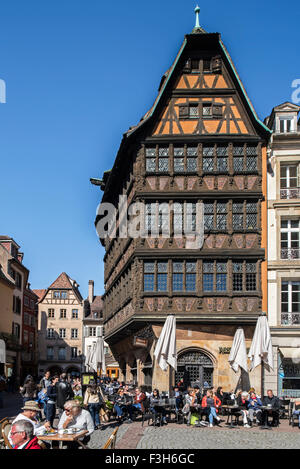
[281,219,300,259]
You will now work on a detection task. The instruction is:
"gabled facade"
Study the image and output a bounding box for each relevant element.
[265,102,300,397]
[94,17,271,391]
[35,272,84,377]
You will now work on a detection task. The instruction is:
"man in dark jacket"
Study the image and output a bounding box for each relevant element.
[56,373,74,416]
[262,390,280,427]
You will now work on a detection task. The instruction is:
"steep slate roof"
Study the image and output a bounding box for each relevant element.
[100,30,272,203]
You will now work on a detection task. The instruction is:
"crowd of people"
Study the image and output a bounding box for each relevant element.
[1,371,300,449]
[176,384,282,428]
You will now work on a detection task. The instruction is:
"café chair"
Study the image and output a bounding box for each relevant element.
[102,427,119,449]
[0,418,13,449]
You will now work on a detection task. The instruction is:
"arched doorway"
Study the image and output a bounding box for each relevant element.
[65,367,80,378]
[175,349,214,388]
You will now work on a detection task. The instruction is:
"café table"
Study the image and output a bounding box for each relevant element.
[222,405,241,428]
[260,405,276,430]
[38,430,89,449]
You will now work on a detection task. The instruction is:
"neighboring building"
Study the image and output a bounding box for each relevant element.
[92,12,271,391]
[0,237,29,384]
[0,261,15,377]
[21,284,38,381]
[34,272,84,377]
[83,280,119,378]
[265,102,300,397]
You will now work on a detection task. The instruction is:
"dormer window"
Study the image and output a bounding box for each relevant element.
[279,117,294,133]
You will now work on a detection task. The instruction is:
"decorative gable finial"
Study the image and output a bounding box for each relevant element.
[192,5,207,34]
[195,5,200,28]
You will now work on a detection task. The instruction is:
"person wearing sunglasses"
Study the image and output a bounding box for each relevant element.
[11,420,42,449]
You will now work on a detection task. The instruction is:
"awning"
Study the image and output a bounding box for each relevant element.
[279,347,300,359]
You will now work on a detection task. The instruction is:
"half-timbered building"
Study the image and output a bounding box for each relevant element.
[94,12,271,391]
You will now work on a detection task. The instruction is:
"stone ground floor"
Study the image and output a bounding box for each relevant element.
[2,393,300,449]
[110,323,262,393]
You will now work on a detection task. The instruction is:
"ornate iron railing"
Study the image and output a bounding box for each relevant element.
[280,188,300,199]
[281,248,300,260]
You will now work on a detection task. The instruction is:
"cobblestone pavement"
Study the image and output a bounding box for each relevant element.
[136,423,300,449]
[88,423,129,449]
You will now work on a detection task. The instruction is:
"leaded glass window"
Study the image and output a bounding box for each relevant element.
[233,202,244,230]
[157,262,168,292]
[203,261,214,291]
[186,203,196,233]
[233,262,243,291]
[246,202,257,230]
[187,146,197,172]
[174,147,184,173]
[172,262,183,291]
[146,148,156,172]
[173,203,183,234]
[158,147,169,172]
[216,202,227,230]
[189,105,199,118]
[246,147,257,171]
[186,262,196,291]
[202,104,211,116]
[216,262,227,291]
[246,262,256,291]
[203,146,214,172]
[204,202,214,231]
[145,203,156,233]
[144,262,155,291]
[233,146,244,172]
[217,146,228,172]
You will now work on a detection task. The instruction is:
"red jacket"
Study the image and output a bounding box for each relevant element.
[134,392,146,412]
[201,395,221,412]
[14,436,42,450]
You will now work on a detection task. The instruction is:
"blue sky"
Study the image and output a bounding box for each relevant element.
[0,0,299,298]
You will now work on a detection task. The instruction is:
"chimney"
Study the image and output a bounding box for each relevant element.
[88,280,94,305]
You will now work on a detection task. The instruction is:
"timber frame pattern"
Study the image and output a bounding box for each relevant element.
[96,30,271,350]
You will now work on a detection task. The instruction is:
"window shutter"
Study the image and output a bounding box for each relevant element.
[84,326,89,337]
[96,326,103,337]
[211,55,222,73]
[178,104,189,118]
[212,104,223,117]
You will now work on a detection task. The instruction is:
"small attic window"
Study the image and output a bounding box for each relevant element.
[203,60,211,72]
[191,59,200,70]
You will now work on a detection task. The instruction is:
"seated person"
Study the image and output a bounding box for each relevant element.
[114,388,133,423]
[262,390,280,427]
[183,389,196,425]
[194,386,202,405]
[237,391,251,428]
[150,389,167,424]
[247,392,262,425]
[11,420,42,449]
[10,400,51,444]
[58,400,94,447]
[292,401,300,428]
[132,387,146,413]
[201,389,221,427]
